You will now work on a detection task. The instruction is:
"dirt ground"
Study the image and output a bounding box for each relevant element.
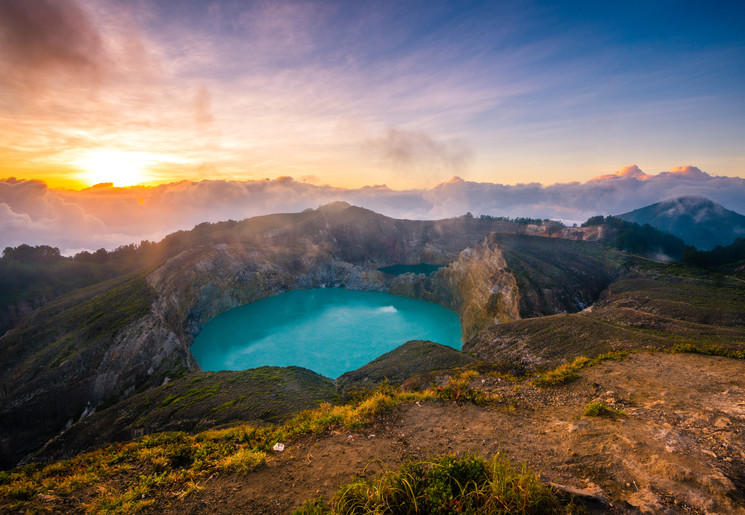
[149,353,745,514]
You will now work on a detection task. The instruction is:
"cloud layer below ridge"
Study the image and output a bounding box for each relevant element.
[2,165,744,254]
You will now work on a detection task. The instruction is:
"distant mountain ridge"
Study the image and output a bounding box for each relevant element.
[617,196,745,250]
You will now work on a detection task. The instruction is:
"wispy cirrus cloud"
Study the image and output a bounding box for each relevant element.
[0,0,596,188]
[0,0,224,185]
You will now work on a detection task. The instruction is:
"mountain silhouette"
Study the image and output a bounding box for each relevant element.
[618,196,745,250]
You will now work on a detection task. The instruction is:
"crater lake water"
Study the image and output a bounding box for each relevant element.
[378,263,444,275]
[190,289,462,378]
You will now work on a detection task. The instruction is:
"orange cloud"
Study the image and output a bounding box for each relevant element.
[663,166,710,180]
[0,0,221,190]
[589,164,650,181]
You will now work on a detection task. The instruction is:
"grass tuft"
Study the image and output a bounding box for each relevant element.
[582,400,627,418]
[293,453,570,514]
[533,352,628,387]
[669,344,745,360]
[218,448,267,474]
[432,370,496,405]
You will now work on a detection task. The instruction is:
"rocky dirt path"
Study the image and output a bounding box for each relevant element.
[150,353,745,514]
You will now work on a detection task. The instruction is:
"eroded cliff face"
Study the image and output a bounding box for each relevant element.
[91,312,195,402]
[386,236,520,340]
[435,236,521,340]
[0,274,193,469]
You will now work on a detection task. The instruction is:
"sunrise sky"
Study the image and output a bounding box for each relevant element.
[1,1,745,253]
[1,0,744,190]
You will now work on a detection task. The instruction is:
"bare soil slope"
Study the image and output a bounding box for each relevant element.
[149,353,745,514]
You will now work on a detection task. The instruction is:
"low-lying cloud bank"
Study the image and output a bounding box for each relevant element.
[2,165,744,254]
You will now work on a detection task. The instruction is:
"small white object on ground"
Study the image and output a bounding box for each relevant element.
[272,443,285,452]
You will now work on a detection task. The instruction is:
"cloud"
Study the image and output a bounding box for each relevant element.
[0,0,107,91]
[2,166,744,255]
[193,84,214,128]
[590,164,650,181]
[0,178,113,252]
[1,0,744,194]
[299,175,321,184]
[0,0,160,99]
[0,0,221,181]
[661,166,710,181]
[363,128,471,169]
[361,128,472,185]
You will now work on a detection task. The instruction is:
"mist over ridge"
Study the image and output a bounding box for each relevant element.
[2,164,744,254]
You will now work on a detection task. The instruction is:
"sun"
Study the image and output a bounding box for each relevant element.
[74,150,156,187]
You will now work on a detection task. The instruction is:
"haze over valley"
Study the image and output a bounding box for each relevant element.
[3,165,745,254]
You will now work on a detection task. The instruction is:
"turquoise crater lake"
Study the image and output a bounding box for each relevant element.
[190,289,462,378]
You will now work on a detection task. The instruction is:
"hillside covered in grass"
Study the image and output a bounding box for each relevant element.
[466,258,745,369]
[1,345,743,513]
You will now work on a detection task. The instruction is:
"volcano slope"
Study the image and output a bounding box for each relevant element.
[466,260,745,368]
[2,330,744,513]
[148,352,745,515]
[0,203,620,469]
[0,204,743,513]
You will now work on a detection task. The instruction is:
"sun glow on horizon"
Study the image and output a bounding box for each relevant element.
[73,150,167,187]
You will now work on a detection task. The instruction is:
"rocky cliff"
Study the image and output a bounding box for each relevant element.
[436,235,521,339]
[147,232,521,349]
[387,235,520,340]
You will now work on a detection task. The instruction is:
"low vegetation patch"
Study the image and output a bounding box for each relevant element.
[669,343,745,360]
[533,352,628,387]
[582,401,627,418]
[293,453,570,514]
[0,432,252,513]
[1,371,506,513]
[432,370,497,405]
[531,344,743,391]
[1,381,462,513]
